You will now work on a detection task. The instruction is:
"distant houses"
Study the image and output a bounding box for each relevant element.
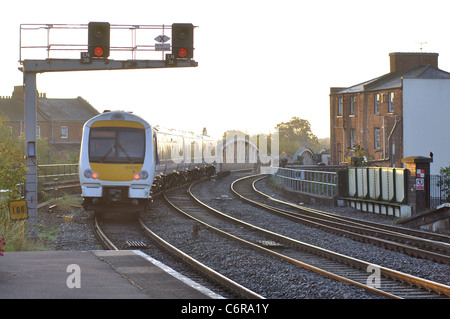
[0,86,99,152]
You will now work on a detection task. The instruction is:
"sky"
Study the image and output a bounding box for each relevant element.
[1,0,450,140]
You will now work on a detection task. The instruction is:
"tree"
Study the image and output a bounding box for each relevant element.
[0,113,26,211]
[438,165,450,203]
[345,144,370,167]
[275,117,319,155]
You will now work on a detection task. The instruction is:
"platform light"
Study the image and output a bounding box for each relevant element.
[172,23,194,59]
[88,22,110,58]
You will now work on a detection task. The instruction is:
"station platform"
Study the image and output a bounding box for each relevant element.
[0,250,223,299]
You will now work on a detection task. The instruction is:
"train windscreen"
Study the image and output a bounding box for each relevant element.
[89,127,145,163]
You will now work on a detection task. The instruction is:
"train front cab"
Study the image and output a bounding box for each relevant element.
[80,114,155,214]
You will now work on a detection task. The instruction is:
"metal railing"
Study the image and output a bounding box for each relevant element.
[430,174,450,207]
[271,167,338,198]
[0,164,78,199]
[20,23,176,62]
[37,164,78,184]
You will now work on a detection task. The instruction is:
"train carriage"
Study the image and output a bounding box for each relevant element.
[79,111,215,214]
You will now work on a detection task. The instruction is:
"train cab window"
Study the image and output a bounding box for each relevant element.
[89,127,145,163]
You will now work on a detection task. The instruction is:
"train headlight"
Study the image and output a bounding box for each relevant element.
[134,170,148,180]
[84,169,98,179]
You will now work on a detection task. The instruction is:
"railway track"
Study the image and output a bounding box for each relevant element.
[163,179,450,299]
[231,174,450,265]
[92,210,264,299]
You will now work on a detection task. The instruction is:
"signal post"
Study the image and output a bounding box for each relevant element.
[19,22,197,238]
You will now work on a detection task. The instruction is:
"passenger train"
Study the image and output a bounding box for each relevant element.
[79,111,216,214]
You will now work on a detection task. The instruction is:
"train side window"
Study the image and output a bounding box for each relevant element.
[157,133,168,161]
[154,132,160,165]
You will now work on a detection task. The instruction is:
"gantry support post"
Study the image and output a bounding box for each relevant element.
[24,71,38,238]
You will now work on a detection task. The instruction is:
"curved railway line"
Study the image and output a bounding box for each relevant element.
[92,173,450,299]
[231,175,450,264]
[166,179,450,299]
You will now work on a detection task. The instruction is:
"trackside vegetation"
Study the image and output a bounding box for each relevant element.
[0,112,70,252]
[0,112,29,251]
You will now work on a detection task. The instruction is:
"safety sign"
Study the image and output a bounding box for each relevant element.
[416,178,424,190]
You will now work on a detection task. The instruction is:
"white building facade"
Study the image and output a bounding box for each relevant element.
[403,78,450,174]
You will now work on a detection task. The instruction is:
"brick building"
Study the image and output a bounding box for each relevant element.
[330,52,450,174]
[0,86,99,152]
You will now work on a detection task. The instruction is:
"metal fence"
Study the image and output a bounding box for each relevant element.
[37,164,79,184]
[430,174,450,207]
[271,167,338,198]
[0,164,78,199]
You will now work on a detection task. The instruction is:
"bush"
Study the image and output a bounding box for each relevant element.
[0,112,27,251]
[0,115,26,209]
[438,165,450,202]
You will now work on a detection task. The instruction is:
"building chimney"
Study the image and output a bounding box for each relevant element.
[11,85,41,101]
[389,52,438,73]
[11,85,25,101]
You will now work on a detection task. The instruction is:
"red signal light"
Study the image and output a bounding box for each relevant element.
[94,46,104,57]
[134,174,140,180]
[92,172,98,179]
[178,48,188,58]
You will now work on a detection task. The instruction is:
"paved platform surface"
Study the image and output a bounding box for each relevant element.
[0,250,223,299]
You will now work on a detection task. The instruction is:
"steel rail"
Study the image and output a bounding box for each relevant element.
[183,180,450,298]
[92,209,263,299]
[252,175,450,244]
[231,174,450,264]
[138,218,264,299]
[251,198,450,263]
[164,186,400,299]
[93,217,119,251]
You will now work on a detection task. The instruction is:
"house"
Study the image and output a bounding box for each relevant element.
[0,85,99,152]
[329,52,450,174]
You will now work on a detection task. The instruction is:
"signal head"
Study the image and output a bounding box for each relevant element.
[88,22,110,58]
[172,23,194,59]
